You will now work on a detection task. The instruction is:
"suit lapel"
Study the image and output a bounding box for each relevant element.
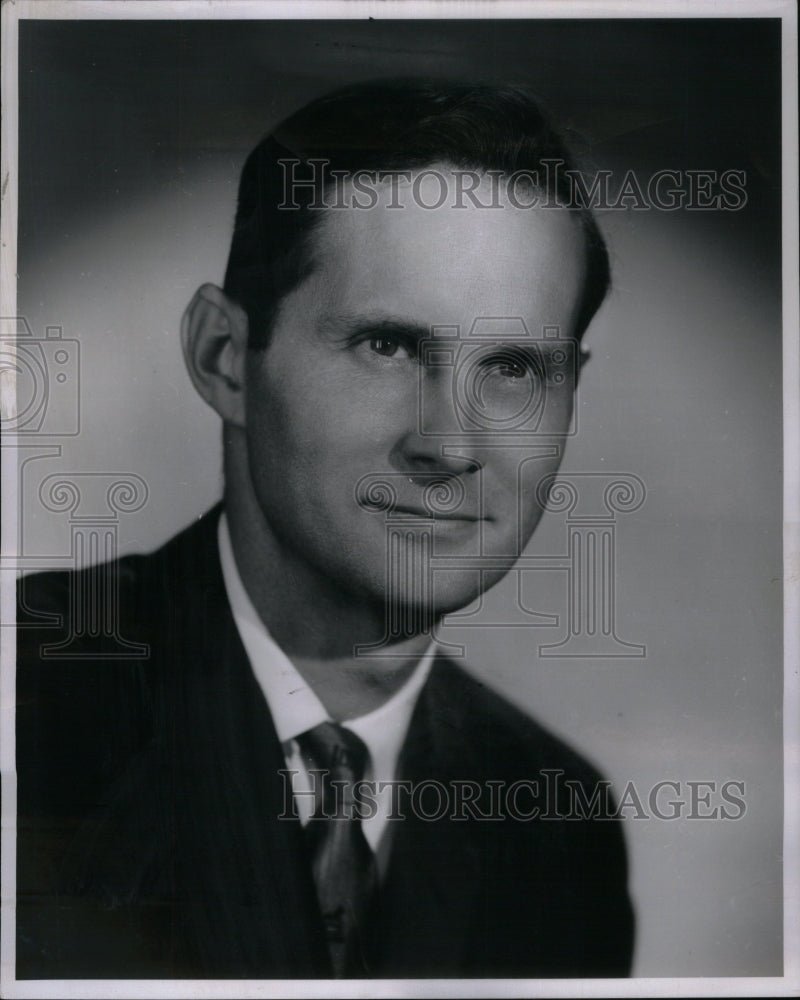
[374,659,484,976]
[162,509,331,977]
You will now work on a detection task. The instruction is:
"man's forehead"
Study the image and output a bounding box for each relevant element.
[307,167,587,332]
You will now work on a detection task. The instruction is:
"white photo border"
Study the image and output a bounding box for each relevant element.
[1,1,797,997]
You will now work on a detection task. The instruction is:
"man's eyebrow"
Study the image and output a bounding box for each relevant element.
[317,313,431,343]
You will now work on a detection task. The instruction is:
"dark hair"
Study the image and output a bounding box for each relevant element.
[223,78,610,350]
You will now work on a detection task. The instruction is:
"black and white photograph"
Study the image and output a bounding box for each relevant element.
[1,1,797,995]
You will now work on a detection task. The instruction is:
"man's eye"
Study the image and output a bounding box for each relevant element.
[494,358,527,379]
[481,352,531,380]
[370,337,398,357]
[368,336,416,360]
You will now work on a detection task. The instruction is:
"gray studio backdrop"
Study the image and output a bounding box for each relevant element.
[15,18,782,977]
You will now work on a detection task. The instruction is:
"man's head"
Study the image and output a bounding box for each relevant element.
[182,79,609,624]
[222,78,609,352]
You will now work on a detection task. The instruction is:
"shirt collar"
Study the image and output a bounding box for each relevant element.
[217,512,433,779]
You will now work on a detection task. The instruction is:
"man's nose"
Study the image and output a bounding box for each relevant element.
[391,431,482,476]
[390,373,482,476]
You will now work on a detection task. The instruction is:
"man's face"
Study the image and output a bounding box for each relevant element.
[242,169,587,616]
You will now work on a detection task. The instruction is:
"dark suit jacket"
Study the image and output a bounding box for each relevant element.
[16,507,634,979]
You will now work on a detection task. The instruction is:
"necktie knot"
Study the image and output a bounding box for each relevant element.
[298,721,369,792]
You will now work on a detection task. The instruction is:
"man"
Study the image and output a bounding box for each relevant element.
[16,79,634,979]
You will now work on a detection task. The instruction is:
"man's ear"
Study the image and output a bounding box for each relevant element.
[181,283,249,428]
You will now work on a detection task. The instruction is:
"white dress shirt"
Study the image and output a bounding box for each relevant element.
[217,514,433,867]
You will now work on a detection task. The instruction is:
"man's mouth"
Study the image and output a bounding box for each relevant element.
[391,505,485,522]
[355,473,488,521]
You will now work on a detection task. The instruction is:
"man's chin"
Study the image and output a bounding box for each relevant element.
[382,569,504,621]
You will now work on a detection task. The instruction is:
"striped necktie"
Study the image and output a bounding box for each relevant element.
[297,722,379,977]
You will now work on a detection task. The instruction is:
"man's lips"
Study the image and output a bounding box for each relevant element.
[355,473,487,520]
[391,505,486,522]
